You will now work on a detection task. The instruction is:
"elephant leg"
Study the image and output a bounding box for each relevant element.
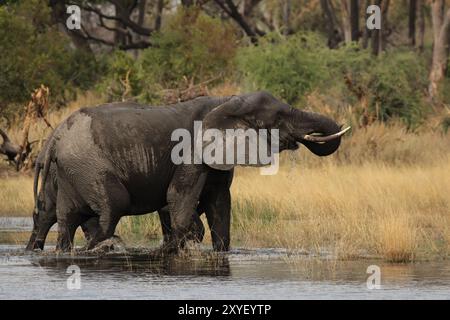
[158,205,205,246]
[26,191,57,251]
[33,215,57,250]
[188,206,205,243]
[86,179,130,250]
[158,207,172,244]
[166,165,208,252]
[201,170,233,252]
[55,188,85,252]
[80,216,100,243]
[56,213,85,252]
[87,214,121,250]
[204,188,231,252]
[26,211,56,251]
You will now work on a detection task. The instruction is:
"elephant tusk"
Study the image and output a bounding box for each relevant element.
[303,126,351,143]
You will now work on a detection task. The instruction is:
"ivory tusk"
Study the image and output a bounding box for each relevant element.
[303,126,351,143]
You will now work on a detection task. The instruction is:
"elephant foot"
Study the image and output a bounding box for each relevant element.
[25,241,44,252]
[89,236,126,254]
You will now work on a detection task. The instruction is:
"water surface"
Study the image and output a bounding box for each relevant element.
[0,244,449,300]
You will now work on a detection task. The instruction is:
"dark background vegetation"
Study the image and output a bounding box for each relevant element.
[0,0,449,129]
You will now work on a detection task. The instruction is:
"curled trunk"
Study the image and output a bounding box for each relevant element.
[292,110,343,157]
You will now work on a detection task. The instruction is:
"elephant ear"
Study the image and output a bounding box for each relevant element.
[199,96,277,171]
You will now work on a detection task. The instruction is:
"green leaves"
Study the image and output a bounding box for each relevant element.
[237,32,428,126]
[98,7,238,104]
[0,0,100,117]
[237,33,328,105]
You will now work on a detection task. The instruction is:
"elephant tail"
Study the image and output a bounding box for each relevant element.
[38,137,56,213]
[33,162,42,214]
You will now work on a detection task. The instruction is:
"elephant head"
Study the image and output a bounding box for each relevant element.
[200,91,349,170]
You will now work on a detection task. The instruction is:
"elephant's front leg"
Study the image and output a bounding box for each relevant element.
[166,165,208,252]
[158,205,205,247]
[203,185,231,252]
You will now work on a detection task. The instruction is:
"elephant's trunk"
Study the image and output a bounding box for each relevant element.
[0,128,21,160]
[291,109,348,157]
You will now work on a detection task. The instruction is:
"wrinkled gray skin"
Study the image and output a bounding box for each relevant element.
[26,135,100,251]
[37,91,343,252]
[26,136,205,251]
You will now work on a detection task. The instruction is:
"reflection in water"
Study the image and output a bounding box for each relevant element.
[33,252,231,277]
[0,245,449,299]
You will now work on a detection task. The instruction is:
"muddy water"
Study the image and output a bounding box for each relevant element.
[0,244,449,300]
[0,217,449,299]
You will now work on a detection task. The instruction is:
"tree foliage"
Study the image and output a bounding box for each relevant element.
[0,0,100,117]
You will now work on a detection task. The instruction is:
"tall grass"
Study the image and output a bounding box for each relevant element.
[0,92,449,262]
[231,161,450,261]
[0,176,33,216]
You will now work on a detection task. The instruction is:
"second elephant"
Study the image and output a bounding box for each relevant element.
[37,92,346,252]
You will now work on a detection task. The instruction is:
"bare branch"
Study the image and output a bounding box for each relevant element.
[79,3,153,36]
[213,0,263,43]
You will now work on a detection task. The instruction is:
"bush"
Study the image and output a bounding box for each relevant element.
[237,33,328,104]
[0,0,101,118]
[97,51,148,103]
[237,33,428,126]
[326,46,428,126]
[99,7,238,104]
[141,7,238,86]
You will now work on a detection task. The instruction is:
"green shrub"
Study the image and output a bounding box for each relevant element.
[99,7,238,104]
[0,0,101,118]
[96,51,148,102]
[141,7,237,86]
[237,33,428,126]
[237,32,329,104]
[326,45,428,126]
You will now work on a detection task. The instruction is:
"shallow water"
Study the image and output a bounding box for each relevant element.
[0,244,449,300]
[0,217,57,232]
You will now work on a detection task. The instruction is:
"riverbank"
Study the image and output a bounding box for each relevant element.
[1,159,449,262]
[1,94,449,263]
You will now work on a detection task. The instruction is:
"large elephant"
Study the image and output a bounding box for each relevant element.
[26,129,205,251]
[38,91,347,252]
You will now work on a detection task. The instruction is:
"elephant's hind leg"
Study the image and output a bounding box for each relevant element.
[85,176,130,250]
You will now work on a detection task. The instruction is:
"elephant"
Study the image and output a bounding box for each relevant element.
[26,144,99,251]
[26,130,205,251]
[37,91,348,252]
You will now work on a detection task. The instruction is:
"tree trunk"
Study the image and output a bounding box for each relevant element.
[350,0,360,41]
[379,0,390,52]
[371,0,382,55]
[137,0,147,27]
[341,0,352,43]
[154,0,164,31]
[320,0,343,48]
[429,1,450,100]
[282,0,291,35]
[371,0,389,55]
[341,0,360,43]
[362,0,372,49]
[416,0,425,51]
[409,0,417,46]
[114,3,127,47]
[49,0,93,54]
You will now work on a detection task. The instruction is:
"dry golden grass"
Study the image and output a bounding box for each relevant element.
[1,92,449,261]
[0,176,34,216]
[230,160,450,261]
